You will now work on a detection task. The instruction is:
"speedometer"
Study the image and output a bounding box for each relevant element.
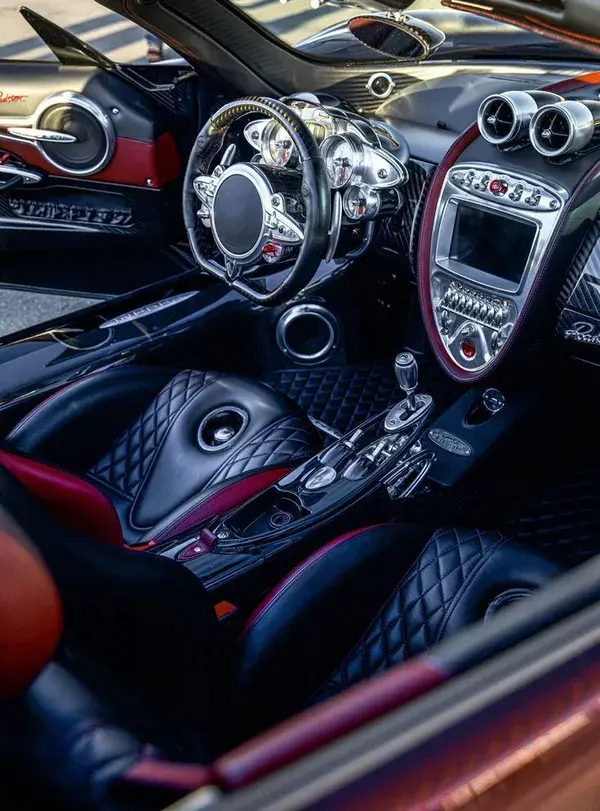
[263,123,294,167]
[322,134,362,189]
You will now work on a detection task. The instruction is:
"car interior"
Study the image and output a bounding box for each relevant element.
[3,0,600,808]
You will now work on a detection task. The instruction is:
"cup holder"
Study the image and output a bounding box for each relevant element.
[198,406,249,452]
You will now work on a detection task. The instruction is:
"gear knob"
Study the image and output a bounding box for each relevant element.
[395,352,418,394]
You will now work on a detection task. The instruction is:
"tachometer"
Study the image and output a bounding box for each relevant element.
[322,134,362,189]
[263,123,294,167]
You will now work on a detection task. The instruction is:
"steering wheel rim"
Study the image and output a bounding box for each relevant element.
[183,97,331,306]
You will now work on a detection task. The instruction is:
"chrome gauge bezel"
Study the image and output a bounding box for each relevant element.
[322,133,363,189]
[343,183,380,220]
[261,120,296,167]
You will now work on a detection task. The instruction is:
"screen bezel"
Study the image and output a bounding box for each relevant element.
[434,198,540,294]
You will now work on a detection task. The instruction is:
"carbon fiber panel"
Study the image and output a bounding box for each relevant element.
[558,219,600,350]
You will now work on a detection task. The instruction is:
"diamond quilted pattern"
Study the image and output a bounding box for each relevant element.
[264,366,399,435]
[317,528,505,697]
[89,370,217,497]
[208,416,319,486]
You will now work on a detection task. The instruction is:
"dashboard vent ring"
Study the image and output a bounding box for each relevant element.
[530,100,599,158]
[532,108,571,154]
[477,91,538,146]
[481,98,515,141]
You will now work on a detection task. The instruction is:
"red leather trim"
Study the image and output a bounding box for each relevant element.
[0,450,122,546]
[243,524,390,635]
[151,468,294,544]
[121,759,214,792]
[417,70,600,383]
[214,656,448,790]
[417,123,480,382]
[0,131,180,188]
[0,527,62,699]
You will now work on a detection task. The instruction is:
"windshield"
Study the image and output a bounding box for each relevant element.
[224,0,586,62]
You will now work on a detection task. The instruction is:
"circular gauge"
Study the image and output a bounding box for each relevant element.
[343,184,380,220]
[262,123,294,167]
[322,134,361,189]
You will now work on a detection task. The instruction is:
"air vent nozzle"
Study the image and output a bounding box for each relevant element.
[477,90,563,147]
[530,100,600,157]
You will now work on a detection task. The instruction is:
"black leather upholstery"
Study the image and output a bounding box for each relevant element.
[7,367,174,473]
[313,526,561,702]
[8,367,321,546]
[0,468,562,807]
[235,525,561,726]
[0,663,142,811]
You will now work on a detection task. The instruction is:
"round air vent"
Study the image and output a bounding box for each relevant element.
[530,100,597,157]
[477,91,538,146]
[36,93,114,176]
[276,304,340,364]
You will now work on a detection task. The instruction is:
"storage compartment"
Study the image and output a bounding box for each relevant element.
[227,489,310,538]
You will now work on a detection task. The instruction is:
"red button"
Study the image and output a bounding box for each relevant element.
[489,179,508,196]
[461,339,477,359]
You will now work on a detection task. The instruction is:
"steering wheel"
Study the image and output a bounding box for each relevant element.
[183,97,331,306]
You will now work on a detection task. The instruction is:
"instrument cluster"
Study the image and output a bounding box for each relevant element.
[243,97,408,225]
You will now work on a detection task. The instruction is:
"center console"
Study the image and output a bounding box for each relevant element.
[428,162,568,374]
[157,352,533,595]
[198,352,435,548]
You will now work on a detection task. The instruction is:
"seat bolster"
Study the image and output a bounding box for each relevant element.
[7,366,174,472]
[0,450,122,545]
[234,523,434,736]
[316,528,562,701]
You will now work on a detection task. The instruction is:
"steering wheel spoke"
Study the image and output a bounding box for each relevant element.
[193,174,217,225]
[264,194,304,246]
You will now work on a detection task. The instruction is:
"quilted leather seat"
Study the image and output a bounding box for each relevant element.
[5,366,321,546]
[0,462,561,810]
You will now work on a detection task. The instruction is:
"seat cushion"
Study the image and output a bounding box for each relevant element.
[314,526,562,702]
[235,524,562,734]
[8,367,322,547]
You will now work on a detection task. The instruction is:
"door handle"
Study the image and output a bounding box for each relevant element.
[0,165,43,185]
[6,127,77,144]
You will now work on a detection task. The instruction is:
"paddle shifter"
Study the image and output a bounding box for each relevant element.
[384,352,434,431]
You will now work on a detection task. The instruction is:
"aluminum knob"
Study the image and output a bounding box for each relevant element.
[395,352,418,395]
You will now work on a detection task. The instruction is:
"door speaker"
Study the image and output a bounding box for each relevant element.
[37,94,114,176]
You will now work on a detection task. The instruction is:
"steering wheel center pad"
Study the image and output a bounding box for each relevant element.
[183,97,330,306]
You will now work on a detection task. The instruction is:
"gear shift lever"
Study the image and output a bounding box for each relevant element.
[385,351,434,432]
[395,352,418,413]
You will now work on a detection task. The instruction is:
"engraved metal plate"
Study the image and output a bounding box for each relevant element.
[99,291,198,329]
[428,428,473,456]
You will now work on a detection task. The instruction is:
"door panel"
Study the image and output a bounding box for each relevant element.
[0,61,192,251]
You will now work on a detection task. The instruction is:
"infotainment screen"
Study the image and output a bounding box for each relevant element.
[449,203,537,286]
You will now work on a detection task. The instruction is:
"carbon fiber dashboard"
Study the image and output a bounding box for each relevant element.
[558,220,600,352]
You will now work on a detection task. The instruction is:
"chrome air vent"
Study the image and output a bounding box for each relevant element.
[477,91,537,146]
[530,100,600,157]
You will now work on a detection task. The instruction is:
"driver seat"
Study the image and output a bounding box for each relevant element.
[4,366,321,547]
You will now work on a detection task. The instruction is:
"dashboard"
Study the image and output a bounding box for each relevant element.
[195,73,600,382]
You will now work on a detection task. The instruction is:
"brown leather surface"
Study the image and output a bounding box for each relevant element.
[0,516,62,698]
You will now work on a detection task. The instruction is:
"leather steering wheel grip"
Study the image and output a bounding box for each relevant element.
[183,97,331,306]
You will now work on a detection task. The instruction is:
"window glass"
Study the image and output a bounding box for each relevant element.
[0,4,163,64]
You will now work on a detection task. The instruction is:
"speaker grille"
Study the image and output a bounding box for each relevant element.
[38,100,113,175]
